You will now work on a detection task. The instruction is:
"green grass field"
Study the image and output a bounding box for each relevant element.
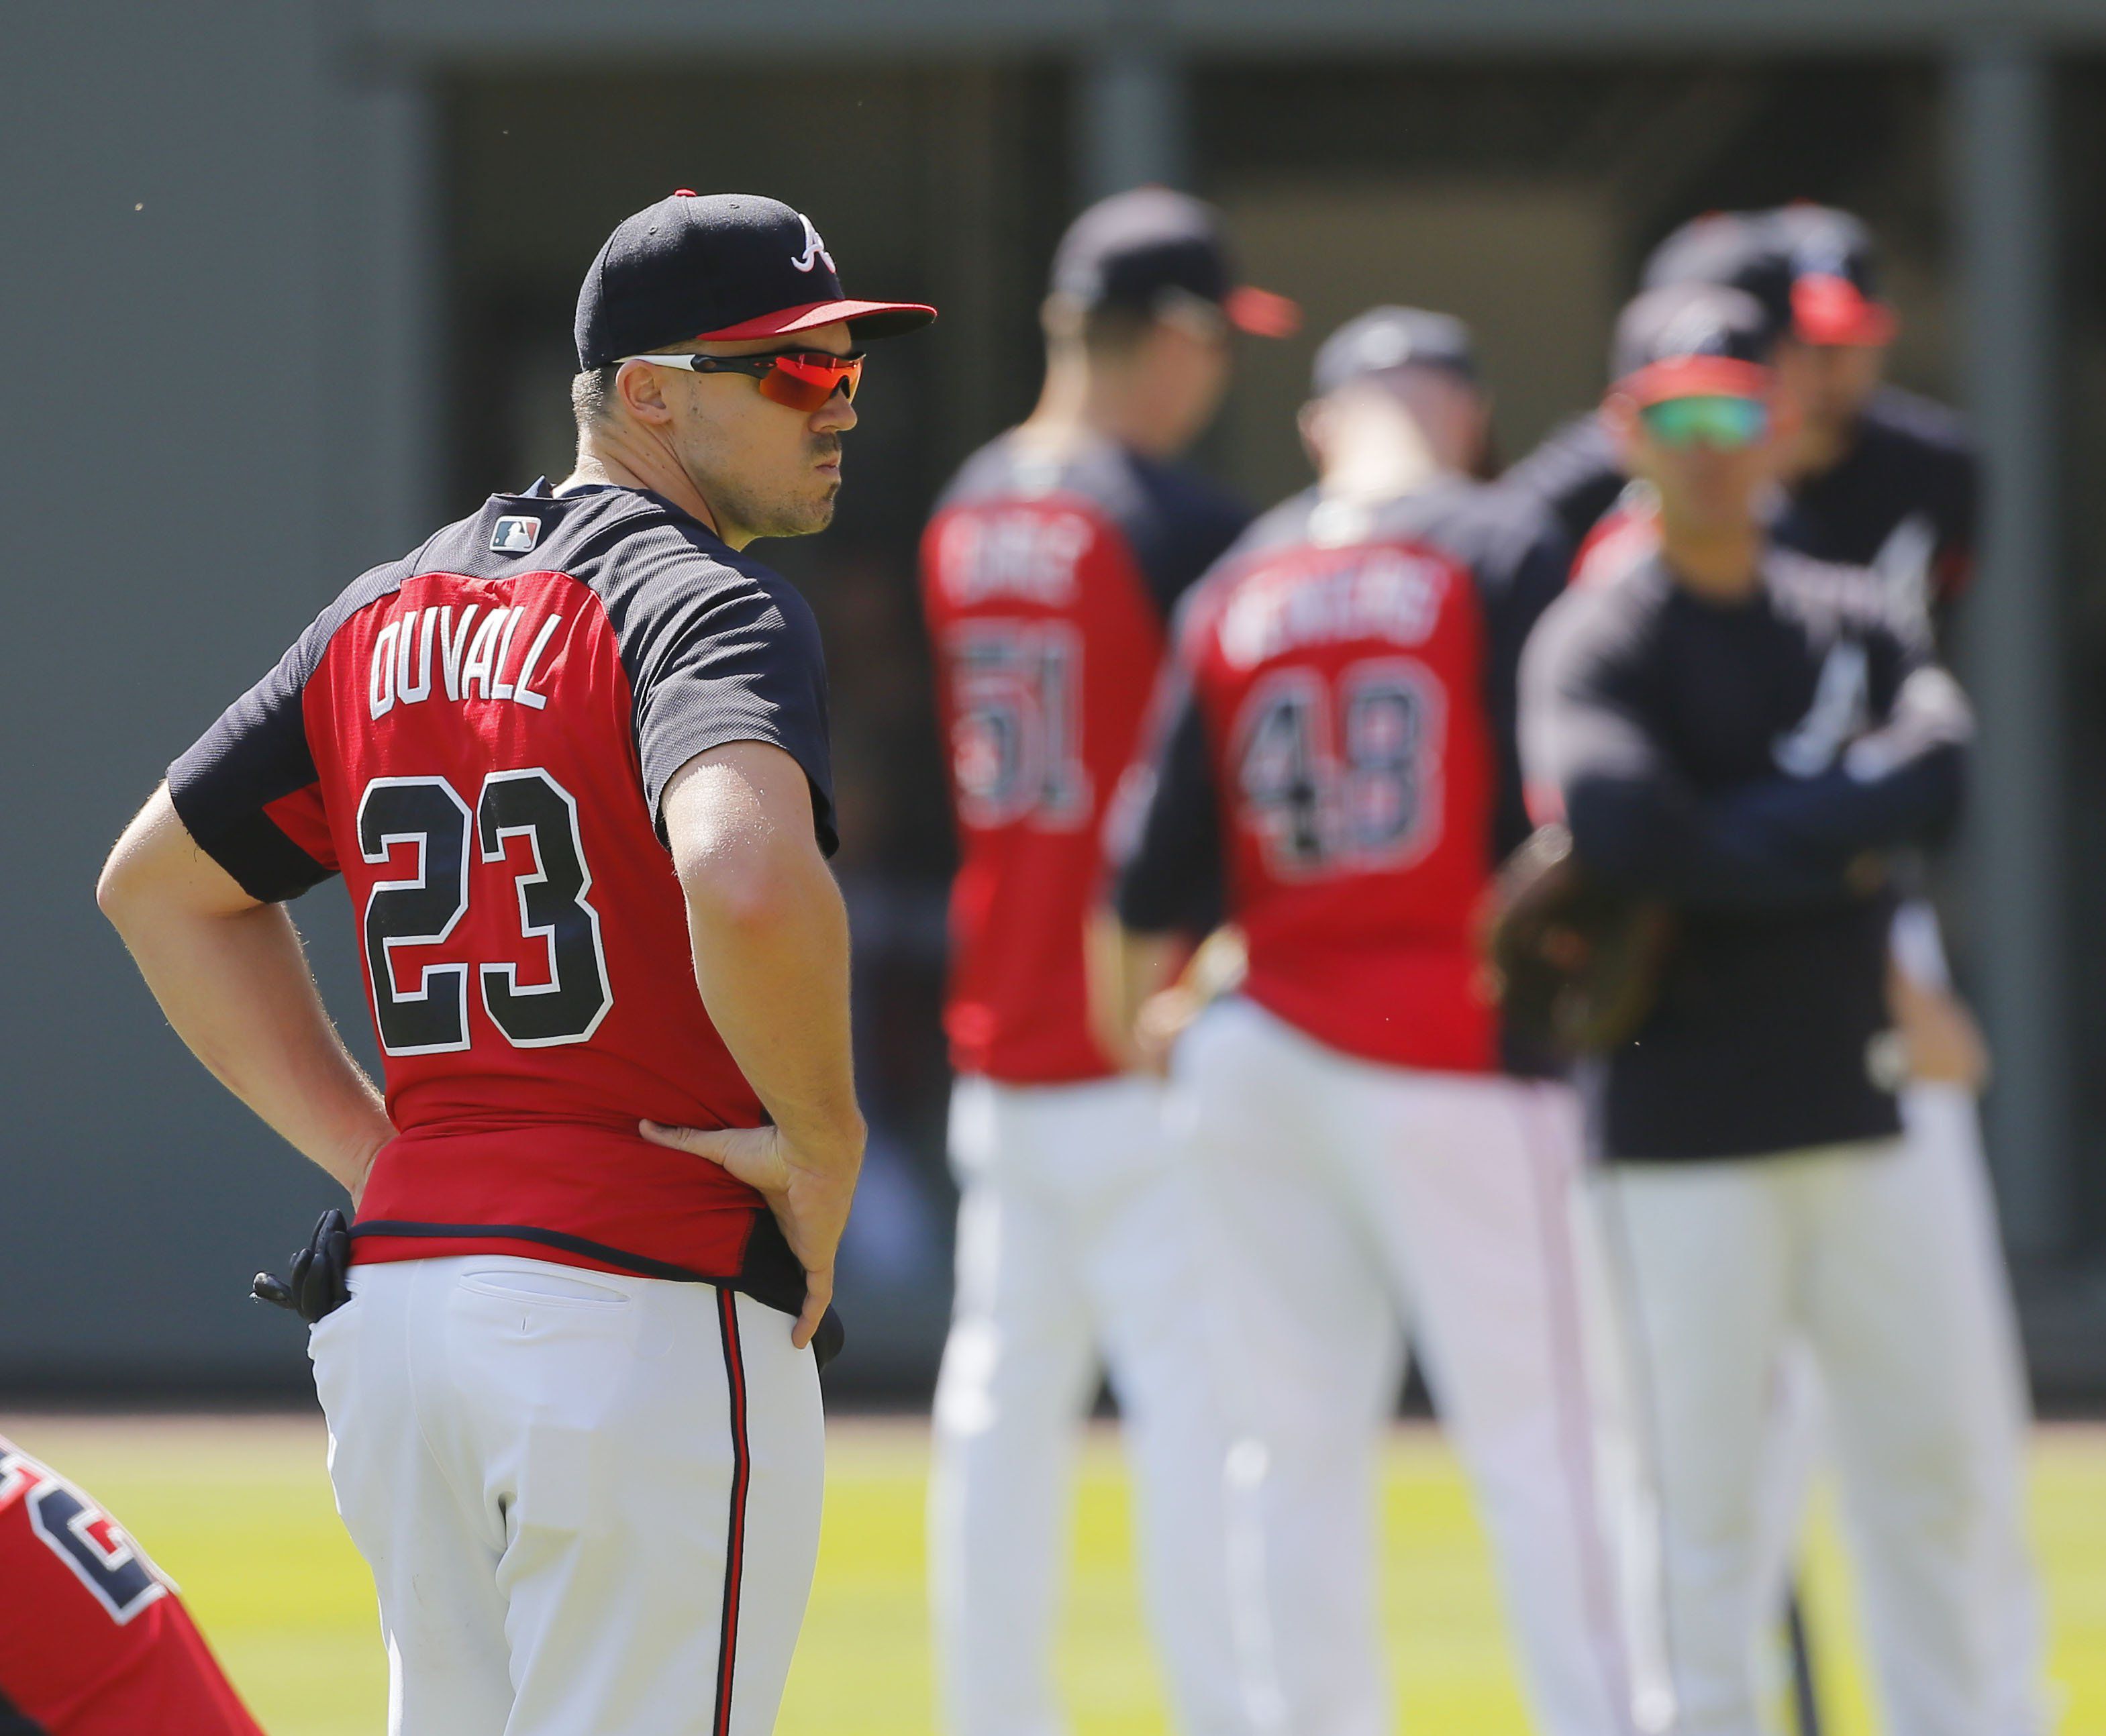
[9,1414,2104,1733]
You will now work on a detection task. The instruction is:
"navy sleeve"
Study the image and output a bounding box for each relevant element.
[1472,491,1576,860]
[629,572,838,856]
[1112,667,1225,935]
[1121,463,1252,622]
[1703,663,1970,861]
[1520,592,1856,909]
[166,629,340,905]
[1501,412,1627,546]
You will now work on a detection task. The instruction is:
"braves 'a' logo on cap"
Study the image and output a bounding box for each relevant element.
[1658,301,1734,358]
[791,213,836,276]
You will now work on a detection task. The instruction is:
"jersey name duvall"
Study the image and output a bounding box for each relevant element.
[368,602,564,719]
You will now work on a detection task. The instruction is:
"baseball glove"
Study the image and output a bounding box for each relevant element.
[1484,825,1676,1057]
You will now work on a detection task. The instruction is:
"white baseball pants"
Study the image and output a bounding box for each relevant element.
[309,1255,824,1736]
[1748,896,2047,1734]
[1749,1084,2048,1735]
[929,1072,1258,1736]
[1599,1137,2008,1736]
[1169,997,1634,1736]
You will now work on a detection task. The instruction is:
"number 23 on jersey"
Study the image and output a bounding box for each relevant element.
[359,766,613,1056]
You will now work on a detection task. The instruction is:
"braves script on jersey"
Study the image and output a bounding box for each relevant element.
[921,436,1246,1082]
[168,482,834,1303]
[0,1438,262,1736]
[1521,549,1964,1160]
[1117,482,1568,1071]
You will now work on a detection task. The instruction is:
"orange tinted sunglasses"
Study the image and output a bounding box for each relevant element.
[622,348,864,413]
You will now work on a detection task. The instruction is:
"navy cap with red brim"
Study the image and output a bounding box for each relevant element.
[576,190,935,370]
[697,297,936,344]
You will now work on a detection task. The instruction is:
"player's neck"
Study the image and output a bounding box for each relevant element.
[1657,517,1765,602]
[1780,415,1856,485]
[1320,434,1454,505]
[564,429,738,548]
[1019,353,1187,461]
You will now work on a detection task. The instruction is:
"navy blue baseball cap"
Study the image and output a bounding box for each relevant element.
[1050,188,1300,338]
[1609,282,1774,405]
[574,191,936,371]
[1642,205,1893,349]
[1311,306,1478,396]
[1767,203,1895,346]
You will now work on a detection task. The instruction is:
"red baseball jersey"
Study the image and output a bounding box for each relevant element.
[921,435,1248,1083]
[168,482,835,1308]
[1115,482,1569,1072]
[0,1437,263,1736]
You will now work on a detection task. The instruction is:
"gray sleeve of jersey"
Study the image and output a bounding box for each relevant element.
[623,564,838,856]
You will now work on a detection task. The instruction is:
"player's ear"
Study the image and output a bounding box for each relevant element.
[613,358,676,427]
[1601,392,1643,466]
[1297,397,1331,474]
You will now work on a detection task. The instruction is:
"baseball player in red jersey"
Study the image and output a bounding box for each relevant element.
[0,1435,264,1736]
[97,191,932,1736]
[919,189,1296,1736]
[1102,309,1638,1736]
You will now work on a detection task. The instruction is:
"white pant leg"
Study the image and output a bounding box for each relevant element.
[1601,1158,1796,1736]
[930,1077,1101,1736]
[309,1262,513,1736]
[1799,1139,2005,1736]
[1172,999,1403,1736]
[1750,1086,2048,1736]
[1349,1070,1634,1736]
[315,1258,823,1736]
[1078,1080,1264,1736]
[1897,1081,2049,1736]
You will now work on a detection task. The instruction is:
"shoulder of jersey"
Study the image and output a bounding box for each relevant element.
[348,489,795,635]
[938,429,1240,536]
[1858,385,1976,466]
[1501,411,1619,505]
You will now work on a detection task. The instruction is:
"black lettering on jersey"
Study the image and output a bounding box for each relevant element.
[0,1450,167,1625]
[477,770,613,1046]
[359,777,475,1055]
[358,770,613,1055]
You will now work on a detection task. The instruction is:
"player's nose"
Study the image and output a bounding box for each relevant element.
[813,389,857,433]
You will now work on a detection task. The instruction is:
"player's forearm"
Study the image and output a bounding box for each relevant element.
[1566,777,1855,909]
[101,895,391,1196]
[1086,912,1184,1068]
[682,843,865,1174]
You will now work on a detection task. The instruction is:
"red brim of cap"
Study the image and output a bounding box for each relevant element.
[1613,356,1774,407]
[697,298,938,343]
[1225,285,1302,339]
[1791,275,1897,347]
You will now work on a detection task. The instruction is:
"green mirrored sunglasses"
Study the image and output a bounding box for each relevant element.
[1639,394,1770,450]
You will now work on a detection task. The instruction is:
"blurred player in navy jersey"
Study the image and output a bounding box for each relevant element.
[1522,280,2013,1736]
[1511,207,2046,1733]
[0,1435,264,1736]
[921,188,1297,1736]
[1102,309,1643,1736]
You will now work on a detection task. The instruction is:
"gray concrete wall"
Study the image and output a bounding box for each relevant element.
[0,5,423,1386]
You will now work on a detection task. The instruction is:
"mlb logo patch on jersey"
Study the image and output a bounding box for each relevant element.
[491,515,543,554]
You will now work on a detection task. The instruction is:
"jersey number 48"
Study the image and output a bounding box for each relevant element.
[1234,658,1445,878]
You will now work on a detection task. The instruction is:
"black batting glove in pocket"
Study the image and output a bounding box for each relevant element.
[252,1209,352,1325]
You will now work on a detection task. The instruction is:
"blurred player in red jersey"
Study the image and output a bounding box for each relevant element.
[0,1435,263,1736]
[919,189,1295,1736]
[1102,310,1643,1736]
[99,192,932,1736]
